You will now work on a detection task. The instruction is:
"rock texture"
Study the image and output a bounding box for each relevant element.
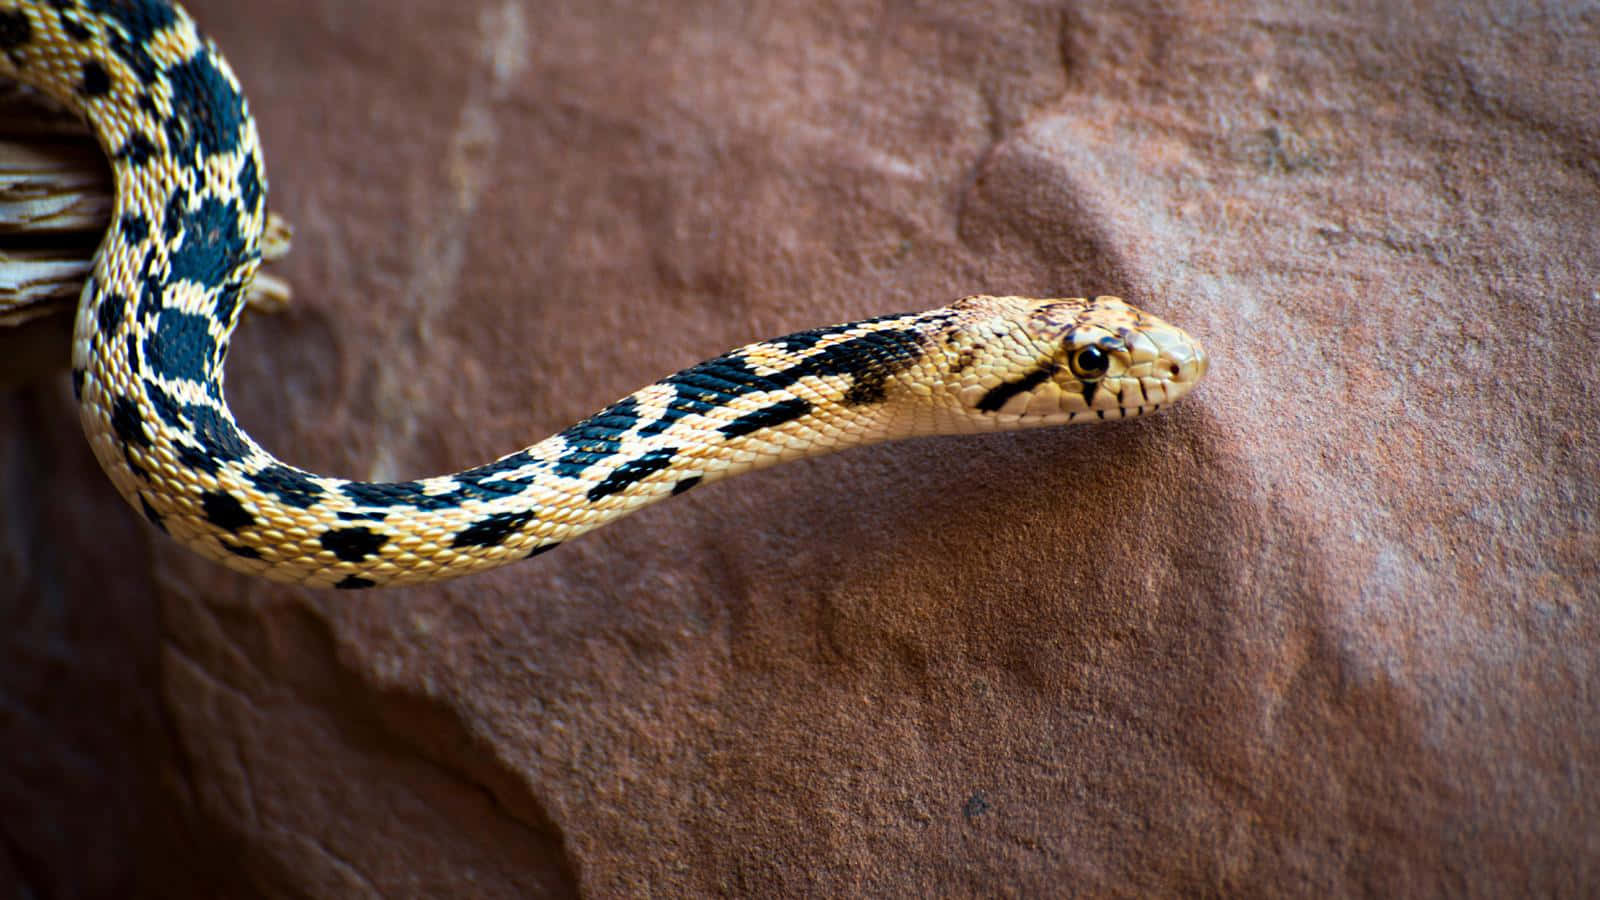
[3,0,1597,895]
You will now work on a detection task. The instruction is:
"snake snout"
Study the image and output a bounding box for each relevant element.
[1162,338,1207,386]
[1142,334,1206,410]
[1114,319,1206,416]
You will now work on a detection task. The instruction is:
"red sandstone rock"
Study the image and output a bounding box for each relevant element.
[2,0,1596,895]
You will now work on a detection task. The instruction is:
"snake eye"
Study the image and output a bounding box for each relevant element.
[1069,345,1110,379]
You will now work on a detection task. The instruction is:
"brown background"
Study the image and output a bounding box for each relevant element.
[3,0,1597,895]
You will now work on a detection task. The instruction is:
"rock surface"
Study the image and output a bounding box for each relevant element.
[3,0,1596,895]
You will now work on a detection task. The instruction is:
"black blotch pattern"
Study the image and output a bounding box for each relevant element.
[719,397,812,439]
[526,543,560,558]
[452,510,537,549]
[341,480,438,510]
[88,0,172,85]
[770,312,912,352]
[59,13,92,42]
[586,448,677,502]
[237,153,262,217]
[139,497,166,531]
[1081,379,1098,408]
[554,396,640,479]
[135,252,164,319]
[831,329,928,405]
[168,196,244,288]
[221,540,260,559]
[175,443,218,476]
[339,451,539,511]
[248,465,325,509]
[769,326,833,353]
[109,392,150,480]
[335,574,377,590]
[143,380,185,428]
[121,455,146,481]
[671,476,701,496]
[552,449,612,481]
[201,490,255,531]
[96,292,126,337]
[164,51,244,157]
[186,403,249,463]
[209,282,243,328]
[162,184,187,239]
[79,58,110,96]
[119,213,148,244]
[976,363,1059,413]
[144,309,215,381]
[456,450,540,485]
[87,0,176,38]
[639,326,927,437]
[641,362,730,434]
[116,131,156,167]
[0,11,31,52]
[110,394,149,447]
[320,527,387,562]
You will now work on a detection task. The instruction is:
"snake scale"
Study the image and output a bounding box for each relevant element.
[4,0,1206,588]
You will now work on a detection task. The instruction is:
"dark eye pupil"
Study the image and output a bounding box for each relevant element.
[1076,346,1107,374]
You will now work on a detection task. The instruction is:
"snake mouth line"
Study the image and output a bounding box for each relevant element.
[1074,404,1163,422]
[1111,404,1161,419]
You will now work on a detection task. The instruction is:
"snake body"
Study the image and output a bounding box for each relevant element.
[4,0,1207,588]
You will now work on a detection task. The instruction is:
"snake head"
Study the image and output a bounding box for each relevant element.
[940,295,1207,426]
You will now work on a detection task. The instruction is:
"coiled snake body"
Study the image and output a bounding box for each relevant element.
[4,0,1207,588]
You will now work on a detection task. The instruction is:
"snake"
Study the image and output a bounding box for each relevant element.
[2,0,1207,589]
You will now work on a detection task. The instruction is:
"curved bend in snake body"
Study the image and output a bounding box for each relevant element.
[3,0,1207,588]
